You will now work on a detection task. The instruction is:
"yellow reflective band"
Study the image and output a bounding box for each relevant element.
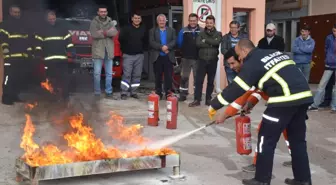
[217,94,229,106]
[67,43,74,48]
[0,29,9,36]
[35,35,44,41]
[44,36,64,41]
[35,46,42,50]
[44,55,68,60]
[9,34,28,38]
[1,43,8,47]
[268,91,312,103]
[64,34,71,40]
[27,47,32,51]
[4,55,10,59]
[4,53,28,58]
[272,73,290,96]
[258,60,295,90]
[233,76,251,91]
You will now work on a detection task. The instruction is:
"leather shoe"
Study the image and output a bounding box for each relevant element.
[285,178,312,185]
[242,178,270,185]
[131,94,139,99]
[188,100,200,107]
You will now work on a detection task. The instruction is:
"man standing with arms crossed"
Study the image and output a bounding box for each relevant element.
[119,12,147,100]
[90,5,118,98]
[177,13,203,101]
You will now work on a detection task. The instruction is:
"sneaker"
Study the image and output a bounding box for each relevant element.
[242,178,270,185]
[284,178,312,185]
[308,106,318,111]
[331,109,336,114]
[242,164,256,173]
[130,94,139,99]
[121,94,128,100]
[105,93,113,99]
[283,160,292,167]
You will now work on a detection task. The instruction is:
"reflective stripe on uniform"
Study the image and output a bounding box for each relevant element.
[44,36,64,41]
[272,73,290,96]
[217,94,229,106]
[179,87,188,91]
[233,76,251,91]
[0,29,9,36]
[1,43,8,47]
[44,55,67,60]
[35,35,44,41]
[64,34,71,40]
[67,43,74,48]
[9,34,28,38]
[4,53,28,59]
[35,46,42,50]
[267,91,312,103]
[131,83,140,88]
[230,102,242,110]
[4,75,8,85]
[121,81,130,88]
[262,114,279,122]
[258,60,295,90]
[252,93,262,100]
[27,47,32,51]
[259,136,264,153]
[4,63,11,66]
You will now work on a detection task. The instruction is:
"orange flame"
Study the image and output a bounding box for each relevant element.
[25,102,37,111]
[41,79,54,93]
[20,113,176,166]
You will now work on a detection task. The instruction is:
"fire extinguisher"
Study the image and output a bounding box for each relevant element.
[148,92,159,126]
[235,112,252,155]
[166,93,178,129]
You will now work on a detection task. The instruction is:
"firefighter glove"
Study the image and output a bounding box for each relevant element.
[208,106,217,121]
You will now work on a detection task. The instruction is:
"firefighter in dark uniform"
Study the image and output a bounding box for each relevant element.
[209,39,312,185]
[34,10,74,103]
[0,5,32,105]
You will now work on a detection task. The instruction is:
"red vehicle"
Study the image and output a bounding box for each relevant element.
[61,17,122,84]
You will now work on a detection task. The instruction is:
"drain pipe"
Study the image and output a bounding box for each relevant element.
[215,0,222,93]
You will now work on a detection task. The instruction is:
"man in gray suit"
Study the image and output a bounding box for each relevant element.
[149,14,176,99]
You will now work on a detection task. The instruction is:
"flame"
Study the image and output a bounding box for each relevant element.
[41,79,54,93]
[20,112,176,167]
[25,102,37,111]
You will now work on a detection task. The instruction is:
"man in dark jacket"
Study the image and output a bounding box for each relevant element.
[257,23,285,51]
[189,15,222,107]
[149,14,176,99]
[119,12,147,100]
[176,13,203,101]
[221,21,248,84]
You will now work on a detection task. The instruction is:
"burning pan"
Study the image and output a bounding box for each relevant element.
[15,153,181,185]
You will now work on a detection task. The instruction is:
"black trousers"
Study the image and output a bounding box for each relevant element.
[194,60,217,101]
[45,60,69,101]
[323,70,335,105]
[153,56,173,96]
[255,104,311,183]
[2,58,29,104]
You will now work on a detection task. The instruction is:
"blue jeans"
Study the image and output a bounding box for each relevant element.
[311,70,336,110]
[93,58,113,94]
[296,63,311,81]
[225,66,237,84]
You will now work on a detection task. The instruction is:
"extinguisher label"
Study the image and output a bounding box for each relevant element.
[243,123,251,135]
[167,101,172,110]
[243,137,252,150]
[148,111,154,118]
[167,112,172,121]
[148,101,154,111]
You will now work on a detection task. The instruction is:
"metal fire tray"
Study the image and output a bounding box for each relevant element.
[15,153,181,185]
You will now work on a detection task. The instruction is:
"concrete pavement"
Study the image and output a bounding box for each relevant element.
[0,90,335,185]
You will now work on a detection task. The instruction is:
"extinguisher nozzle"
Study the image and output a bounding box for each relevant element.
[205,121,216,127]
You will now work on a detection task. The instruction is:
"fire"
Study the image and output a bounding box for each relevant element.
[41,78,54,93]
[25,102,37,111]
[20,111,176,167]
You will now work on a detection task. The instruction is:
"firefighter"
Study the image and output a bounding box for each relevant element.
[0,5,32,105]
[209,39,313,185]
[34,10,74,103]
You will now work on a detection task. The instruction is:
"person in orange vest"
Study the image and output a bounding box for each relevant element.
[219,47,292,173]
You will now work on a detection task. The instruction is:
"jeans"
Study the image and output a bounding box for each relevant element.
[225,66,237,84]
[311,70,336,110]
[194,60,217,101]
[296,63,311,81]
[93,58,113,94]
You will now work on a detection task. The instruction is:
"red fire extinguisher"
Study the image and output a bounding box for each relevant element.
[235,112,252,155]
[148,92,159,126]
[166,93,178,129]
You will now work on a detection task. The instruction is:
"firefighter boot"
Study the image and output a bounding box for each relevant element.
[285,178,312,185]
[2,94,14,105]
[242,178,270,185]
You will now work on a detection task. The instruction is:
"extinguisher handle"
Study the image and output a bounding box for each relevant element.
[205,121,216,127]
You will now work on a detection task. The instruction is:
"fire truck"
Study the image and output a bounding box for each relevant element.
[59,17,123,86]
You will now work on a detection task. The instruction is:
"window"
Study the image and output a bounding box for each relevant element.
[233,11,250,37]
[277,23,284,38]
[285,21,292,52]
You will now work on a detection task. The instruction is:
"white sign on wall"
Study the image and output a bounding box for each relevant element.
[193,0,216,23]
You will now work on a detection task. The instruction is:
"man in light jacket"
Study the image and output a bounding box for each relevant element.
[90,5,118,98]
[292,25,315,81]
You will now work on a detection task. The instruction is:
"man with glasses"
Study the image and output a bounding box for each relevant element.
[221,21,248,84]
[257,23,285,52]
